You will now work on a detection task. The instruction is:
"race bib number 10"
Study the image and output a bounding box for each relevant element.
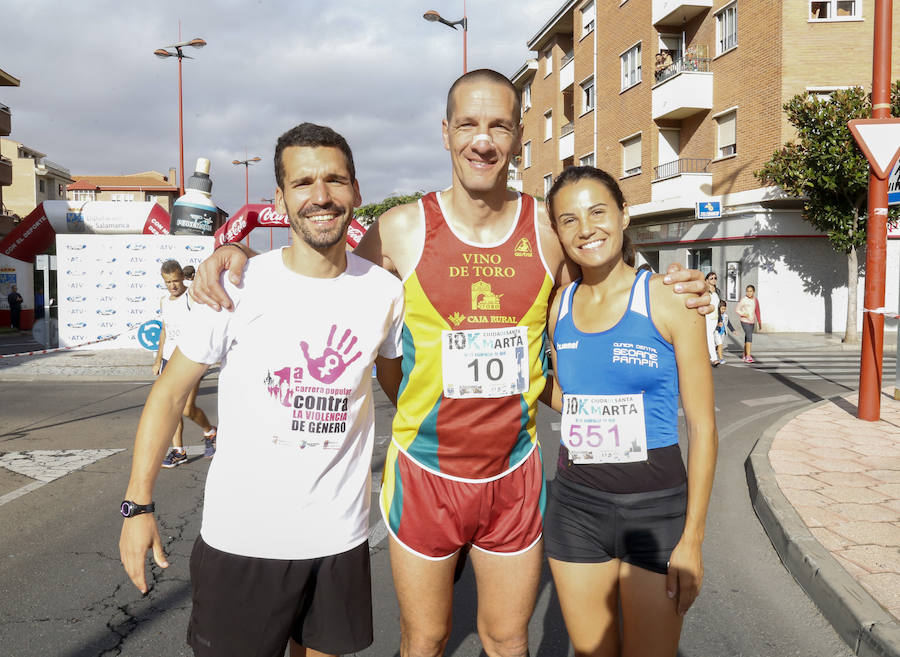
[441,326,529,399]
[561,393,648,464]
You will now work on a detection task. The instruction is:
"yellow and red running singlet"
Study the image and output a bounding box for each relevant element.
[390,191,554,481]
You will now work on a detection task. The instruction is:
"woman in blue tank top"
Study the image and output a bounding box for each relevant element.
[542,167,718,657]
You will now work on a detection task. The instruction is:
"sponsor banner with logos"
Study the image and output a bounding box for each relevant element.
[57,234,213,350]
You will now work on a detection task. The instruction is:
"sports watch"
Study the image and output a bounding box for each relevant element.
[120,500,156,518]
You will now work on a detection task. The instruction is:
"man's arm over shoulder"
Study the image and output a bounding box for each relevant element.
[354,202,423,280]
[190,243,256,311]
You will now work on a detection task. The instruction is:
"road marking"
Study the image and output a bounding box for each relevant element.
[0,448,125,507]
[742,394,802,407]
[0,448,125,482]
[368,519,388,551]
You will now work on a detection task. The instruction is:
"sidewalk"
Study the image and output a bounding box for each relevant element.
[747,392,900,657]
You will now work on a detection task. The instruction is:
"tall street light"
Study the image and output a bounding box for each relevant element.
[154,35,207,196]
[232,155,262,206]
[423,1,468,73]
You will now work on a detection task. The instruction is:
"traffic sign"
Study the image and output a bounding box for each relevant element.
[848,118,900,179]
[889,158,900,206]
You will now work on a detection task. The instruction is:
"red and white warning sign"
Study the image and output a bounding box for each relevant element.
[848,118,900,180]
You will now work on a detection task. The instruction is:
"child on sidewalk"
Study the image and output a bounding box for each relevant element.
[153,260,217,467]
[714,299,735,365]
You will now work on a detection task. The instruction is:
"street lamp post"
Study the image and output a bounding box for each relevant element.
[154,35,206,196]
[232,155,262,206]
[423,1,468,73]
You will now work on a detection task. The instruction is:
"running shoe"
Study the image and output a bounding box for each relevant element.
[203,427,217,459]
[718,358,727,365]
[162,448,187,468]
[745,355,755,363]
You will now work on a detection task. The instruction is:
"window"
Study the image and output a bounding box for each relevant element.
[522,83,532,112]
[581,1,595,38]
[145,194,160,204]
[544,47,553,76]
[621,43,642,91]
[806,86,852,101]
[72,190,95,202]
[39,180,45,193]
[523,141,532,169]
[580,153,595,167]
[716,111,737,158]
[716,3,737,55]
[810,0,860,19]
[111,192,135,202]
[688,248,712,273]
[543,174,554,196]
[544,110,553,141]
[621,134,642,176]
[581,76,595,113]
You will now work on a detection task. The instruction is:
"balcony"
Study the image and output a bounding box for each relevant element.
[507,167,523,192]
[0,156,11,186]
[650,158,712,202]
[0,103,10,136]
[559,122,575,160]
[652,0,713,26]
[651,54,713,120]
[559,51,574,91]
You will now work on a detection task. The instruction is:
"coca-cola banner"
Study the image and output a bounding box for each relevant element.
[214,204,367,249]
[0,201,171,263]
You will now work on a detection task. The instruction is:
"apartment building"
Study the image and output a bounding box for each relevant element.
[67,169,179,213]
[0,67,20,224]
[512,0,900,332]
[0,136,73,219]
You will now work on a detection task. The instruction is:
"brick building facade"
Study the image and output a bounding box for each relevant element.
[511,0,900,333]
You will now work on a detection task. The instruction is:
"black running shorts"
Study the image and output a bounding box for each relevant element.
[543,477,687,574]
[186,536,373,657]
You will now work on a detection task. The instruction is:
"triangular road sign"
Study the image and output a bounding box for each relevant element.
[848,118,900,179]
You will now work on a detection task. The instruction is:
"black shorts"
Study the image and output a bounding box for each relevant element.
[741,321,755,343]
[543,477,687,574]
[187,536,373,657]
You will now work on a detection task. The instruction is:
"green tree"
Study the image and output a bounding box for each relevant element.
[756,83,900,343]
[355,192,424,227]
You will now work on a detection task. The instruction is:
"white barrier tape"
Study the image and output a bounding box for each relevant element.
[0,321,145,359]
[863,307,900,320]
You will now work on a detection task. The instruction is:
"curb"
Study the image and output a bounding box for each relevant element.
[745,401,900,657]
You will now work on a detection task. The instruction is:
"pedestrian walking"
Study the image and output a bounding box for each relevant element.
[7,284,23,330]
[736,285,761,363]
[714,300,735,364]
[704,272,720,366]
[153,260,217,467]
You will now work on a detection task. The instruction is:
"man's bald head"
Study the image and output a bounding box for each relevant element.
[446,69,521,122]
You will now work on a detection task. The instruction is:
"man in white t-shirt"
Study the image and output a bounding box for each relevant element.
[153,259,217,467]
[119,123,404,657]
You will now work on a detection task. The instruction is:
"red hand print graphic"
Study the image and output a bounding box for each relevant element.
[301,324,362,384]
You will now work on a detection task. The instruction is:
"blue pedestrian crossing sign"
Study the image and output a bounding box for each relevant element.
[889,159,900,206]
[696,201,721,219]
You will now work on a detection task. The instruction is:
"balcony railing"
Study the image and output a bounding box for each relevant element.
[654,54,711,84]
[560,50,574,67]
[560,121,575,137]
[560,51,575,91]
[507,169,523,181]
[652,157,711,181]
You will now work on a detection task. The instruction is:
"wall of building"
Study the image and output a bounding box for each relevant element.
[1,137,36,216]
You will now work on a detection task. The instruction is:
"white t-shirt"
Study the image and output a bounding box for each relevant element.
[177,250,404,559]
[160,292,191,361]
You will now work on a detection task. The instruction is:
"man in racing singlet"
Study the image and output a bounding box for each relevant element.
[355,70,709,657]
[190,69,710,657]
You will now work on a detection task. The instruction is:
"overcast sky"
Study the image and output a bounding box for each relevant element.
[2,0,558,216]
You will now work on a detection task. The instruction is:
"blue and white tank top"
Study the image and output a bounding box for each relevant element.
[554,270,679,450]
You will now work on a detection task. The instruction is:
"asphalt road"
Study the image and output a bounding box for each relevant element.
[1,347,885,656]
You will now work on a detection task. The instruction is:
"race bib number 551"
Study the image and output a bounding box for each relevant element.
[561,393,648,464]
[441,326,529,399]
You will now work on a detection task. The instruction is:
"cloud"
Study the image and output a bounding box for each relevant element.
[1,0,555,214]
